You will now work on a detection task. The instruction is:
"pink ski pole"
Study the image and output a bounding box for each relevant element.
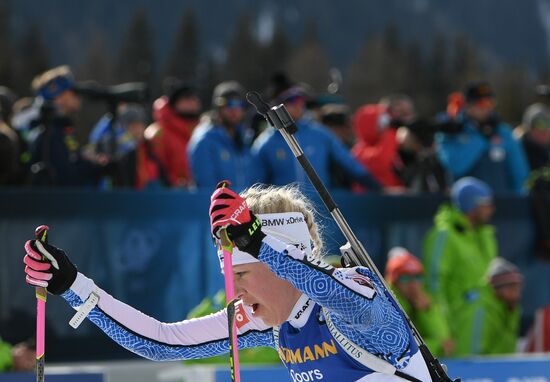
[34,225,49,382]
[220,229,241,382]
[216,180,241,382]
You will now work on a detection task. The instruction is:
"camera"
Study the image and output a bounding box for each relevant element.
[405,118,463,147]
[74,81,149,104]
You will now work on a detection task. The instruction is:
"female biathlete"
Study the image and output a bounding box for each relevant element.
[23,184,432,382]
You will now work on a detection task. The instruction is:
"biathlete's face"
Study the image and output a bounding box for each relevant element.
[233,262,301,327]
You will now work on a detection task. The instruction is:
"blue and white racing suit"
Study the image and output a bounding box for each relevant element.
[63,235,432,381]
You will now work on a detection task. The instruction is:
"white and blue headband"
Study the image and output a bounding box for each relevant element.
[217,211,312,271]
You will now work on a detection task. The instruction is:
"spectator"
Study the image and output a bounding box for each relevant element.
[422,177,497,342]
[453,257,523,356]
[352,94,415,188]
[188,81,259,190]
[0,336,12,372]
[517,103,550,258]
[0,337,35,372]
[517,102,550,171]
[436,82,529,194]
[86,103,139,188]
[253,83,381,191]
[145,80,201,187]
[395,94,460,194]
[385,247,454,357]
[320,103,355,189]
[88,103,138,162]
[126,105,168,189]
[104,105,167,189]
[320,103,354,148]
[28,66,105,186]
[0,87,24,185]
[10,339,35,372]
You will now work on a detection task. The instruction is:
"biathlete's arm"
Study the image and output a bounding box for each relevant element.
[62,273,273,361]
[258,235,397,327]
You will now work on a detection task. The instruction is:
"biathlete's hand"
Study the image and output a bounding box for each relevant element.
[209,180,265,257]
[24,240,77,295]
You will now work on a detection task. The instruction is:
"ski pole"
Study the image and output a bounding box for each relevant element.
[246,91,458,382]
[216,181,241,382]
[34,225,49,382]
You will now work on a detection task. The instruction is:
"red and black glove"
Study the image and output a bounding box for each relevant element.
[209,181,265,257]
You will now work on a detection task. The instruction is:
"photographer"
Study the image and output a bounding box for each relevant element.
[351,94,414,189]
[435,82,529,194]
[28,66,105,187]
[396,102,464,194]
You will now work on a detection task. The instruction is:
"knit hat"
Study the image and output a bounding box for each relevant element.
[487,257,523,288]
[522,103,550,132]
[165,81,197,108]
[464,81,494,103]
[212,81,245,108]
[119,104,147,126]
[385,247,424,284]
[451,177,493,213]
[32,66,75,101]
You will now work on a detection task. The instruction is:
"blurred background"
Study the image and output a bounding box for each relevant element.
[1,1,550,381]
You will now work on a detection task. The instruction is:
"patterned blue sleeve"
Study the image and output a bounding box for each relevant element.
[61,290,274,361]
[258,237,415,367]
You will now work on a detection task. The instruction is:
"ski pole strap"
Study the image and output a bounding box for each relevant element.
[323,308,422,382]
[69,290,100,329]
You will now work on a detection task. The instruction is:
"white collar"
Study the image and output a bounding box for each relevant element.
[287,294,315,329]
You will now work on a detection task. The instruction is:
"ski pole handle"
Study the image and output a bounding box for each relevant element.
[214,181,241,382]
[34,224,49,382]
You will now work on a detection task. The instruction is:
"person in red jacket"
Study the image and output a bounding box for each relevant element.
[352,95,416,188]
[144,81,202,187]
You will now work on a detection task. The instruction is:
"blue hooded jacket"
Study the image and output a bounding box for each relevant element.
[252,117,380,190]
[435,113,529,194]
[188,121,260,191]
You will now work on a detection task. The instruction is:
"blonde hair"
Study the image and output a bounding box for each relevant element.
[241,184,323,259]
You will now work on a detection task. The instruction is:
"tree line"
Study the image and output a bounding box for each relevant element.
[0,4,545,134]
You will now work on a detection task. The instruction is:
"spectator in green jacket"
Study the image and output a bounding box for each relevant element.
[422,177,497,345]
[0,337,12,372]
[385,247,454,357]
[0,337,35,372]
[453,257,523,356]
[185,290,279,364]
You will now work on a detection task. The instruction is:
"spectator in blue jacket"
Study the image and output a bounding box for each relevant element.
[188,81,260,190]
[435,82,529,194]
[252,84,381,191]
[29,66,105,187]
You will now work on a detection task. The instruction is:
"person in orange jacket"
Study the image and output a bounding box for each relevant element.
[145,81,202,187]
[352,94,416,188]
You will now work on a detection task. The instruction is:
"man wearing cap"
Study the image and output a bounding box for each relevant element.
[518,102,550,172]
[188,81,260,190]
[453,257,523,356]
[29,66,104,186]
[435,81,529,194]
[385,247,454,357]
[253,83,381,191]
[145,80,202,187]
[422,177,497,346]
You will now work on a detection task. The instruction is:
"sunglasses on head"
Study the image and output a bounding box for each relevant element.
[224,99,247,109]
[283,95,306,105]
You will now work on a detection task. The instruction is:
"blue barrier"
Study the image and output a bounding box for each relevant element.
[0,189,545,361]
[0,372,103,382]
[213,357,550,382]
